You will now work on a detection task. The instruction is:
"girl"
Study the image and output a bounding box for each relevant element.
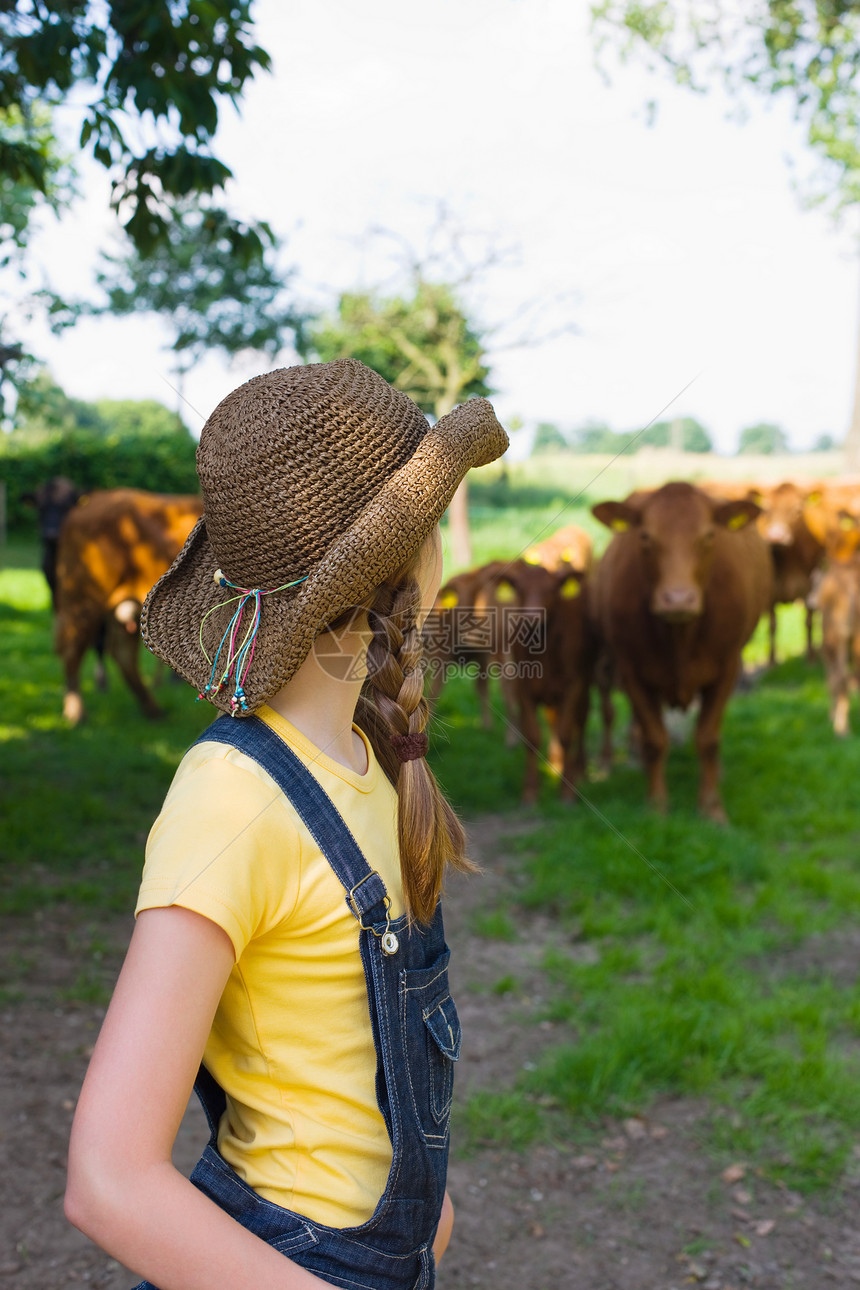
[65,358,508,1290]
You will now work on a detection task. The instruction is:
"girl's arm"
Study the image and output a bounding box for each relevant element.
[433,1190,454,1263]
[65,906,329,1290]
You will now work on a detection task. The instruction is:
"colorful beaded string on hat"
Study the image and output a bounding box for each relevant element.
[198,569,308,715]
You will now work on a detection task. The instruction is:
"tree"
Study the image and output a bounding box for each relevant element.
[306,280,492,565]
[12,368,102,436]
[814,430,837,449]
[93,399,186,439]
[0,1,271,256]
[92,203,304,404]
[531,421,570,454]
[590,1,860,464]
[11,367,187,438]
[0,103,71,268]
[737,421,790,455]
[643,416,713,452]
[571,420,623,453]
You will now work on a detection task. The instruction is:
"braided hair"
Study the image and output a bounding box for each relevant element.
[335,548,475,923]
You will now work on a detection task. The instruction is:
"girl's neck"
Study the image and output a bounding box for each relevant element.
[267,631,369,776]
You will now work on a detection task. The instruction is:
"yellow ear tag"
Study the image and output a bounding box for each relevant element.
[523,552,541,565]
[612,518,630,532]
[495,581,516,604]
[807,490,822,505]
[727,512,748,530]
[839,514,857,531]
[439,590,458,609]
[560,548,573,562]
[560,577,581,599]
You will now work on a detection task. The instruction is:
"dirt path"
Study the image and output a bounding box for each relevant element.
[1,814,857,1289]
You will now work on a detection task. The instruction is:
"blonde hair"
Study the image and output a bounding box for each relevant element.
[330,547,475,923]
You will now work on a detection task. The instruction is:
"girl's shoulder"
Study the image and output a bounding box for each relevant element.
[137,742,304,959]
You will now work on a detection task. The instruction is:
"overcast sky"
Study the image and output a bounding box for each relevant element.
[14,0,860,454]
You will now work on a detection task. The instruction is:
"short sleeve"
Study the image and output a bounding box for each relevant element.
[135,749,302,961]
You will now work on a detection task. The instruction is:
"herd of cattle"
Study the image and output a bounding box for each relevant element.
[425,476,860,822]
[22,473,860,821]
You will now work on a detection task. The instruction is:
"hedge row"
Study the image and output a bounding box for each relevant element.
[0,430,200,532]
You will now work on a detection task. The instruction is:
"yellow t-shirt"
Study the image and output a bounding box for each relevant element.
[135,704,404,1228]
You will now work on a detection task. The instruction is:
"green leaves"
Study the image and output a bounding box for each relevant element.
[591,0,860,214]
[92,199,305,367]
[0,0,272,255]
[307,279,493,419]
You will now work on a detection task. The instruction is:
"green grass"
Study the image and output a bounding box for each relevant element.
[0,554,212,916]
[4,520,860,1194]
[439,628,860,1190]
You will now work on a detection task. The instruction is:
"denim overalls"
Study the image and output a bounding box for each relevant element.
[132,714,460,1290]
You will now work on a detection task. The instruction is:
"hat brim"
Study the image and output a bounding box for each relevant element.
[141,397,508,713]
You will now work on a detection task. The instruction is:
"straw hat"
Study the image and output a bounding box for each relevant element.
[141,359,509,715]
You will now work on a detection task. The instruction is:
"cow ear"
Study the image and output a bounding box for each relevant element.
[713,499,760,530]
[558,574,582,599]
[592,501,640,532]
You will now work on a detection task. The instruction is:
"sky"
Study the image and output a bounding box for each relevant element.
[13,0,860,455]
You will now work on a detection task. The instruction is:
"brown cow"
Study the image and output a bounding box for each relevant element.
[54,488,202,723]
[22,476,81,608]
[591,481,772,821]
[523,523,593,573]
[755,482,825,664]
[808,557,860,736]
[474,559,599,803]
[422,561,520,738]
[700,480,824,663]
[802,481,860,563]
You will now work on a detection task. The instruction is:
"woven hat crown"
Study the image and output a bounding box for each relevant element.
[141,358,509,714]
[199,359,429,588]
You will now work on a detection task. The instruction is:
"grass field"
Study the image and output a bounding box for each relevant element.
[3,472,860,1195]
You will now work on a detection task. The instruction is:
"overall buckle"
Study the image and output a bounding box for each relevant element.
[348,873,399,956]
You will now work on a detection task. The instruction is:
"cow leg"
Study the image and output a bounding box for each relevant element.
[518,694,543,806]
[805,604,817,662]
[823,624,850,737]
[475,667,493,731]
[62,640,89,724]
[594,651,615,773]
[105,608,164,720]
[498,665,521,747]
[694,666,739,823]
[55,610,100,724]
[544,705,563,774]
[627,717,643,763]
[557,681,589,803]
[93,620,108,691]
[768,604,778,667]
[621,673,669,811]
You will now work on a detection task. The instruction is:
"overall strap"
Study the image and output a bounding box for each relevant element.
[193,714,390,922]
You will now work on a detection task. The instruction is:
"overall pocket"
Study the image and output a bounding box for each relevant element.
[400,949,461,1148]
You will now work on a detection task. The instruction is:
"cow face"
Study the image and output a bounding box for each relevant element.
[803,487,860,562]
[24,476,81,541]
[475,561,558,653]
[594,485,760,623]
[755,482,804,546]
